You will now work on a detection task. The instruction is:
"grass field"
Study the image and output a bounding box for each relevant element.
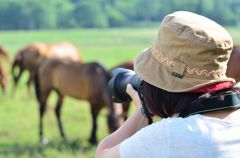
[0,27,239,158]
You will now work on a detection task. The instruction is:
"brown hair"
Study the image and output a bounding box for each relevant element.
[142,80,204,118]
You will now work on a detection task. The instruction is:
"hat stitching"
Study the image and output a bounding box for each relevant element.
[151,47,225,78]
[151,47,175,67]
[185,67,223,78]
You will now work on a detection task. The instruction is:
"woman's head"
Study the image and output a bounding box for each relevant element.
[134,11,235,118]
[134,11,234,93]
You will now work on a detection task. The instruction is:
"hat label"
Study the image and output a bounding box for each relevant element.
[171,60,186,79]
[172,72,184,78]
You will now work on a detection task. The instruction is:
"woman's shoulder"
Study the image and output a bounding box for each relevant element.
[151,114,239,134]
[147,114,210,132]
[151,114,203,126]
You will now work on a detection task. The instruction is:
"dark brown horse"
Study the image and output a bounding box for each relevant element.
[227,45,240,82]
[34,59,120,145]
[0,46,11,93]
[12,42,83,93]
[111,61,134,120]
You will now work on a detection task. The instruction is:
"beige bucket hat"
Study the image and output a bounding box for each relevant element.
[134,11,235,92]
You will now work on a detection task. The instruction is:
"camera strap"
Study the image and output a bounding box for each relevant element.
[179,89,240,117]
[138,83,153,125]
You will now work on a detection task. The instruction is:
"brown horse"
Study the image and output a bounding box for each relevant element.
[227,45,240,82]
[0,46,11,93]
[12,41,83,93]
[111,61,134,120]
[34,59,120,145]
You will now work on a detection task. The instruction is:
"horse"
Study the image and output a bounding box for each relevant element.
[111,61,133,120]
[11,41,83,93]
[227,45,240,82]
[0,46,11,93]
[34,59,120,145]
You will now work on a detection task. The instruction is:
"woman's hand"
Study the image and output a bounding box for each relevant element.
[96,85,148,158]
[126,84,142,108]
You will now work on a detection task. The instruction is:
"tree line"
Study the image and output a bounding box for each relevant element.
[0,0,239,30]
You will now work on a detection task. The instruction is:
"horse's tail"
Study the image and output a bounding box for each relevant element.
[11,58,18,82]
[100,63,114,109]
[11,53,22,85]
[34,64,41,102]
[101,64,112,85]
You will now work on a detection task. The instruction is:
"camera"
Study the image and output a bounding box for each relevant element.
[108,68,142,103]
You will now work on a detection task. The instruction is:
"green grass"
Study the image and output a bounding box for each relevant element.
[0,27,239,158]
[0,27,157,158]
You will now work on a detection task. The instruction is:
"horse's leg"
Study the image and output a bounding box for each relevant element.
[89,103,102,145]
[0,80,4,93]
[26,71,34,95]
[55,93,66,140]
[122,102,131,120]
[39,91,50,145]
[12,67,23,91]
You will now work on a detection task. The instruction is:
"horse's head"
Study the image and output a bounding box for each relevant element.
[107,103,125,133]
[107,114,123,133]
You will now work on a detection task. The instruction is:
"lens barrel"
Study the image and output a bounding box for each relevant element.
[108,68,142,103]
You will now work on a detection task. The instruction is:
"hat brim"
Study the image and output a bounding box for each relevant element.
[134,48,235,92]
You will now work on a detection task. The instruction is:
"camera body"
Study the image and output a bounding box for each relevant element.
[108,68,142,103]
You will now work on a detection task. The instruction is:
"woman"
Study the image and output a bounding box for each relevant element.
[96,11,240,158]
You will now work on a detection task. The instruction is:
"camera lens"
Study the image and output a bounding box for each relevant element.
[108,68,142,103]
